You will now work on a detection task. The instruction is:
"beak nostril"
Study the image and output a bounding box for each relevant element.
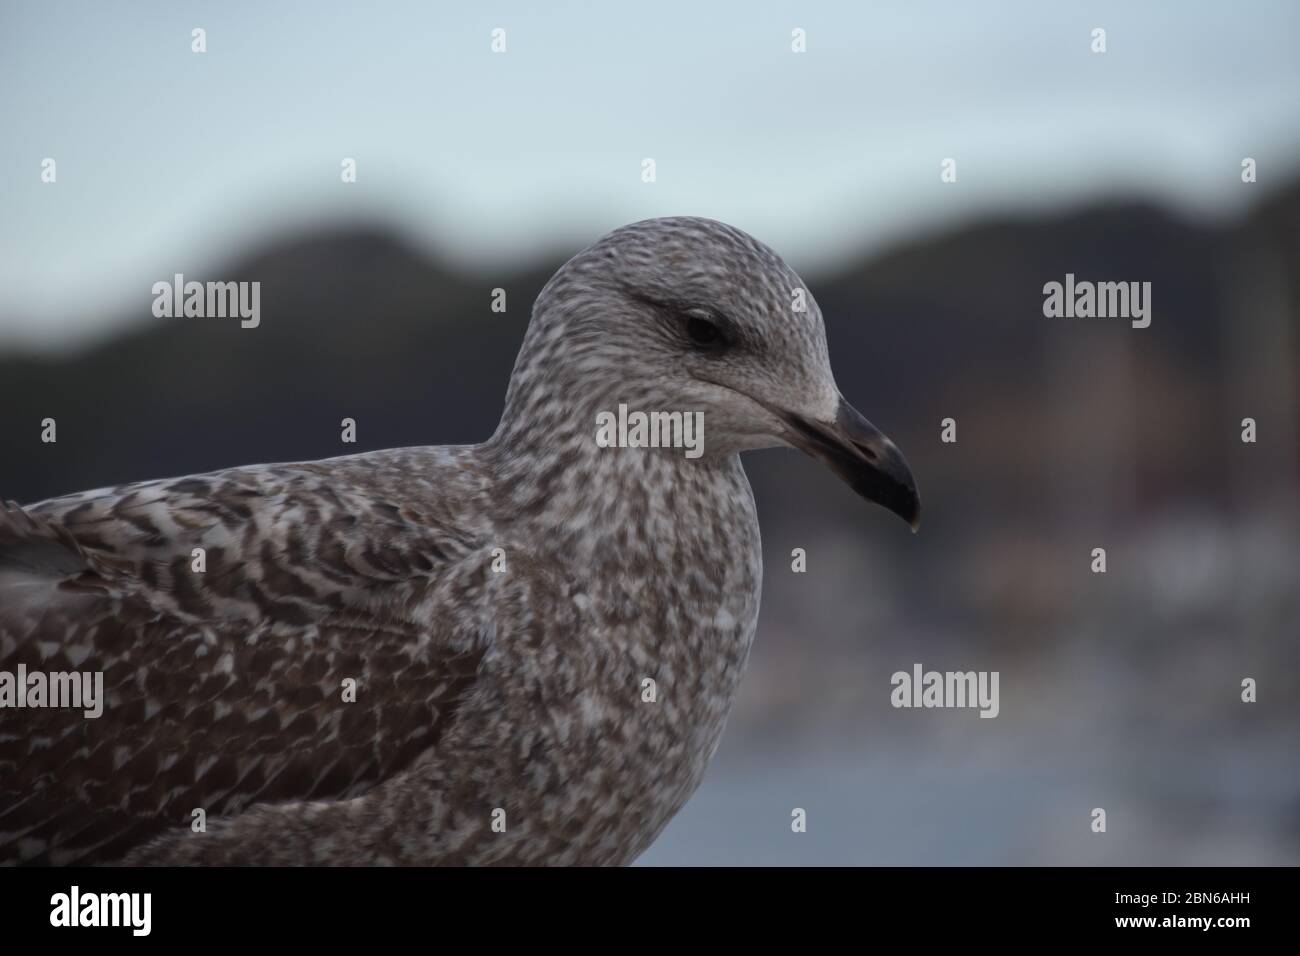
[860,446,879,462]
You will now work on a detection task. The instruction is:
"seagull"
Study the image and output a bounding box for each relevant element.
[0,216,918,865]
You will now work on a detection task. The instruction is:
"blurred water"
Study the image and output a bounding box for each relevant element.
[638,731,1300,866]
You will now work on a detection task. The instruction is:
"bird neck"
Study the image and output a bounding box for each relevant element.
[482,395,747,545]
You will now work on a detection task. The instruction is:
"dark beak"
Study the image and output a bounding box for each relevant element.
[778,396,921,532]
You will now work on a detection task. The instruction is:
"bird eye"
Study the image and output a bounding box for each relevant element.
[685,314,724,349]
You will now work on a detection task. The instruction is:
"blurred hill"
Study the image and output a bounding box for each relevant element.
[0,230,538,501]
[2,183,1296,514]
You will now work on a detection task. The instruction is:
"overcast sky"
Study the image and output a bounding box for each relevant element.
[3,0,1299,349]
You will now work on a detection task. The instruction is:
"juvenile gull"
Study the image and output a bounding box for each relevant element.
[0,217,919,865]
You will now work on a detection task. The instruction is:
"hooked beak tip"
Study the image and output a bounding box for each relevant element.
[778,396,921,533]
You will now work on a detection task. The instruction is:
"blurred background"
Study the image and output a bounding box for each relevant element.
[2,1,1298,864]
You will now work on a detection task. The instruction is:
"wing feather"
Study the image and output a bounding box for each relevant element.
[0,451,492,864]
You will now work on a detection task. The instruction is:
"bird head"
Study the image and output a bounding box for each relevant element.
[505,216,920,531]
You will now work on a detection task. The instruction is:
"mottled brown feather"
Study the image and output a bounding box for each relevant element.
[0,457,489,865]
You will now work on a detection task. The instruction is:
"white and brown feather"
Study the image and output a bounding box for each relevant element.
[1,450,493,864]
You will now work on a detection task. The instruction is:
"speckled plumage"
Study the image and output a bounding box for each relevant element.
[0,217,917,865]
